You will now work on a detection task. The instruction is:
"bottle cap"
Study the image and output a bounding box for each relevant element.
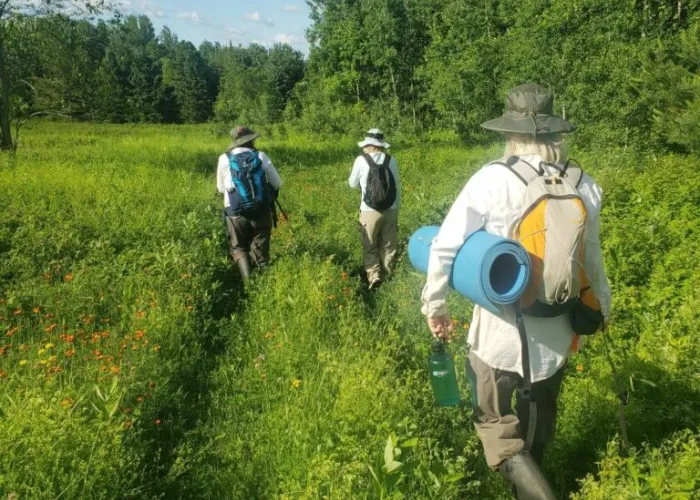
[431,339,446,354]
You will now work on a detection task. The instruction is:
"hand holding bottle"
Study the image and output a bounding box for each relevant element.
[427,314,454,342]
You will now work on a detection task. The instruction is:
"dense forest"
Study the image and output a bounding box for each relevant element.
[2,0,700,151]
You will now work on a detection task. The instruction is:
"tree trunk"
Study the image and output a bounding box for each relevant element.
[0,34,13,151]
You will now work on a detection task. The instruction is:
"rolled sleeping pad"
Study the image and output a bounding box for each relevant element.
[408,226,531,315]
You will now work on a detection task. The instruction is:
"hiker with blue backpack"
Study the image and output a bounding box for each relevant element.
[217,126,283,280]
[349,129,401,290]
[420,85,611,499]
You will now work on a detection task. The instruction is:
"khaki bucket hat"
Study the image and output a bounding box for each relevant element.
[481,84,575,136]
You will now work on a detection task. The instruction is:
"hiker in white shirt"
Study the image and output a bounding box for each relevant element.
[421,84,611,499]
[217,126,283,280]
[349,129,401,290]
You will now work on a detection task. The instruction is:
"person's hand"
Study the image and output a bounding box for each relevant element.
[427,314,454,342]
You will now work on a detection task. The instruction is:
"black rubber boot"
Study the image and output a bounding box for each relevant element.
[236,257,252,281]
[499,451,557,500]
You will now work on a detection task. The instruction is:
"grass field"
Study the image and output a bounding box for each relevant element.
[1,123,699,499]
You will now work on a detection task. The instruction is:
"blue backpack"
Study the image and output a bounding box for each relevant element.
[227,151,271,216]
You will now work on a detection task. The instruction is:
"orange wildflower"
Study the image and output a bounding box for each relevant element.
[109,366,120,374]
[32,307,41,314]
[152,345,161,352]
[60,397,73,408]
[6,327,18,337]
[136,396,144,403]
[65,349,75,358]
[134,330,145,340]
[44,313,55,319]
[135,310,145,319]
[148,381,157,389]
[186,305,193,312]
[12,309,22,316]
[64,274,74,282]
[0,370,7,378]
[124,420,133,429]
[44,323,57,333]
[341,272,348,281]
[154,419,161,426]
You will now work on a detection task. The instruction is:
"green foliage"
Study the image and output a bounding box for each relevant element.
[1,123,700,499]
[573,431,700,499]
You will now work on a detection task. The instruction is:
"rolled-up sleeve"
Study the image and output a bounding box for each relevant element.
[421,173,489,317]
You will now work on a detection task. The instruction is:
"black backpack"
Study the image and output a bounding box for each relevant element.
[362,153,396,211]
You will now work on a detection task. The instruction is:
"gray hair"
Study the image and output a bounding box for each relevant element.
[504,133,568,166]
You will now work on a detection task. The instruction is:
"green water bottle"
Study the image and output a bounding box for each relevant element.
[428,340,461,406]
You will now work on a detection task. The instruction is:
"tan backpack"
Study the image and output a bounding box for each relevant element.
[495,156,600,320]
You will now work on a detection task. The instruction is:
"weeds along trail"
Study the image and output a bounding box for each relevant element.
[0,124,246,497]
[1,124,700,499]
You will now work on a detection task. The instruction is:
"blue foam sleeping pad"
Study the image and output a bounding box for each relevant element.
[408,226,531,315]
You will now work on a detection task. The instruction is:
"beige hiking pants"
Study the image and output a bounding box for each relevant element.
[358,209,399,283]
[466,351,566,469]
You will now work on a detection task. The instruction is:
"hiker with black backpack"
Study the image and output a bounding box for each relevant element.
[420,85,611,499]
[217,126,283,281]
[349,129,401,290]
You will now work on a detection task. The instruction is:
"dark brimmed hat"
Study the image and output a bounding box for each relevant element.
[230,126,260,149]
[481,84,575,136]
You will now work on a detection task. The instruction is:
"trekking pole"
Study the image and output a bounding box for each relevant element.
[275,198,288,221]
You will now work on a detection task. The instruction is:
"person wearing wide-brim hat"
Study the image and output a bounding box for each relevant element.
[216,126,283,280]
[420,84,611,498]
[349,128,401,290]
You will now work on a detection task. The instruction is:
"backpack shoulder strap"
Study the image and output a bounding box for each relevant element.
[227,151,241,171]
[381,154,392,168]
[362,153,378,168]
[563,159,584,189]
[488,156,542,186]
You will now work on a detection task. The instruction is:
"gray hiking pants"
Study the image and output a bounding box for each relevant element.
[466,351,566,469]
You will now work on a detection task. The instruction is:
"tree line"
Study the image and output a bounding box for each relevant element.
[2,0,700,152]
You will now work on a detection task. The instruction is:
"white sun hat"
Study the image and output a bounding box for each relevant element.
[357,128,390,149]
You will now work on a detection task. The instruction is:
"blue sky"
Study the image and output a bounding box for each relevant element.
[115,0,312,54]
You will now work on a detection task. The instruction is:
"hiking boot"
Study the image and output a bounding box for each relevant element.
[499,451,557,500]
[236,257,252,281]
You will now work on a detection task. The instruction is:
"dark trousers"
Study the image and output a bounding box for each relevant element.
[466,351,566,469]
[224,210,272,266]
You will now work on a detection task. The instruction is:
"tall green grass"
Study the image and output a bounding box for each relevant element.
[1,123,698,498]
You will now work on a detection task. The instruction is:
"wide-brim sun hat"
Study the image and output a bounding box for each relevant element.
[358,128,390,149]
[481,83,576,136]
[229,126,261,149]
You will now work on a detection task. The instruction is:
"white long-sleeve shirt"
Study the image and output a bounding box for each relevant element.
[217,148,283,208]
[348,152,401,211]
[421,154,611,382]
